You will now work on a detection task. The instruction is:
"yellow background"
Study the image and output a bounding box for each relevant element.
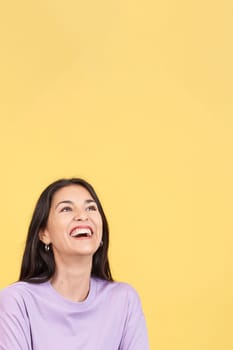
[0,1,233,349]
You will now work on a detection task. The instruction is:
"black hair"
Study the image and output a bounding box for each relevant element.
[19,178,113,283]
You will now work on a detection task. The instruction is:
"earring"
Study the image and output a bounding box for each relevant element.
[100,240,103,247]
[45,244,50,252]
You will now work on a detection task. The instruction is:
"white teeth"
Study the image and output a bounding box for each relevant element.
[70,228,92,237]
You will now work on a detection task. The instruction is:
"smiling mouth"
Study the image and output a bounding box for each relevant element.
[70,227,93,238]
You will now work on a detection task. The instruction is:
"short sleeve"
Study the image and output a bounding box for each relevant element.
[0,287,32,350]
[119,286,150,350]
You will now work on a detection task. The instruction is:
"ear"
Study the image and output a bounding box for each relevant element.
[39,228,51,245]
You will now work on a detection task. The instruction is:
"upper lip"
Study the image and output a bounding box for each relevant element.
[69,225,93,235]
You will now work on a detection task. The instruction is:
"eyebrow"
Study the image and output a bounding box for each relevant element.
[55,199,96,209]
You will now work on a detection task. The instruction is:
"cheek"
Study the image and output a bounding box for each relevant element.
[46,220,57,234]
[46,217,66,235]
[99,216,103,227]
[96,216,103,232]
[89,213,103,234]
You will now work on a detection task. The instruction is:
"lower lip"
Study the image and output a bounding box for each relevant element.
[71,236,92,240]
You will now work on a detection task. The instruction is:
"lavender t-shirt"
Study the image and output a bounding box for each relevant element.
[0,278,149,349]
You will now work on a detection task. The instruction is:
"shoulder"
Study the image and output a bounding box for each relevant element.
[0,281,29,298]
[0,281,33,301]
[0,282,27,313]
[94,278,142,308]
[94,278,139,295]
[0,281,44,313]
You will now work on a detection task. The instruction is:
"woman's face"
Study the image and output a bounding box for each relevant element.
[39,185,103,261]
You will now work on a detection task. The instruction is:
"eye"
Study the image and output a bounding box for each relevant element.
[86,205,97,211]
[60,206,72,212]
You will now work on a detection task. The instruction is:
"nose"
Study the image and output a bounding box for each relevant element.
[73,209,88,221]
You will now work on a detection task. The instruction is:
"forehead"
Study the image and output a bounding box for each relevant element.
[51,185,93,205]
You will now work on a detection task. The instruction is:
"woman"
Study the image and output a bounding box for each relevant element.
[0,178,149,349]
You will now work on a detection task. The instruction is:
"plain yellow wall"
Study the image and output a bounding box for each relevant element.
[1,1,233,349]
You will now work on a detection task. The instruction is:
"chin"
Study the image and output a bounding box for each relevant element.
[74,248,97,256]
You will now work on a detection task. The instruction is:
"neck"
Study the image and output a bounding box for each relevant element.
[50,256,92,302]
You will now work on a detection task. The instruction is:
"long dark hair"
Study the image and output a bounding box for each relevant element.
[19,178,113,283]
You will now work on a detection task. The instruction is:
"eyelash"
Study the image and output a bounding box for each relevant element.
[60,206,72,212]
[60,205,97,212]
[86,205,97,211]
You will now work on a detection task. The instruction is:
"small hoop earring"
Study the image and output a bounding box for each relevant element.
[45,244,50,252]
